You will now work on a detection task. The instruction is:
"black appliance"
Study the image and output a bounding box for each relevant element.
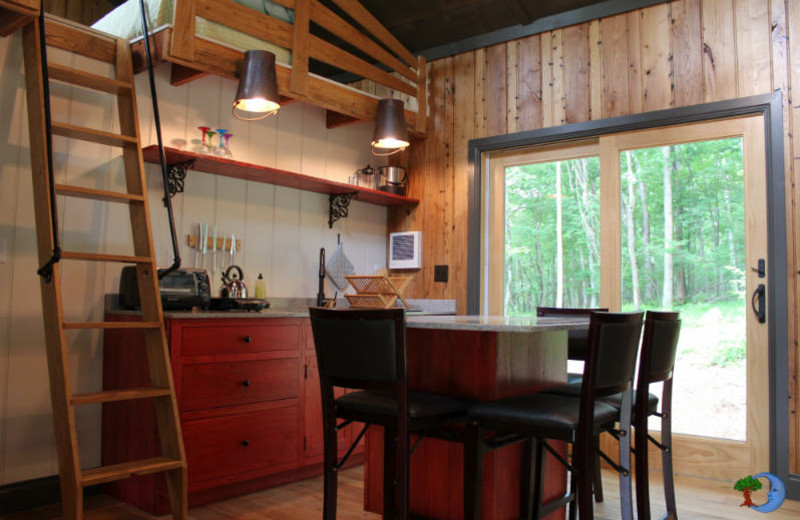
[119,266,211,310]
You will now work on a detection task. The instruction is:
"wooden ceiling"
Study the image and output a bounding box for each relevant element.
[354,0,610,54]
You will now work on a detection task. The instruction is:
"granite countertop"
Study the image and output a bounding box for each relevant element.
[406,315,588,333]
[106,295,457,319]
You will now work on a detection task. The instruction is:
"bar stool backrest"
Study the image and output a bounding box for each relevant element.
[640,310,682,384]
[309,308,406,392]
[584,312,644,398]
[536,307,609,361]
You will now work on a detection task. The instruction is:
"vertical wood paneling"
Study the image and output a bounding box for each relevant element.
[787,0,800,474]
[485,44,507,137]
[562,24,590,124]
[551,30,566,126]
[506,41,518,134]
[601,14,631,118]
[734,0,772,97]
[670,0,704,107]
[627,11,644,114]
[701,0,737,101]
[421,59,444,298]
[589,20,602,120]
[517,35,542,131]
[541,31,555,128]
[453,52,475,316]
[642,3,673,111]
[474,48,487,139]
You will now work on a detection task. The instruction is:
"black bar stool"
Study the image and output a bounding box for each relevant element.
[537,306,608,501]
[599,310,681,520]
[309,308,472,520]
[464,311,643,520]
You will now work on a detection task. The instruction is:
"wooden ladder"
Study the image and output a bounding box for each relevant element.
[20,16,188,520]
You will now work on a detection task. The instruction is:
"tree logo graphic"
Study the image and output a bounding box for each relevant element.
[734,473,786,513]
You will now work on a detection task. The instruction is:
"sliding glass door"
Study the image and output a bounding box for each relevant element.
[483,116,770,479]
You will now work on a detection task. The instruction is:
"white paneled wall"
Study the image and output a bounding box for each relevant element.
[0,33,387,485]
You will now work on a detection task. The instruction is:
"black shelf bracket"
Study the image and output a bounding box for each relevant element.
[328,193,357,228]
[164,159,194,203]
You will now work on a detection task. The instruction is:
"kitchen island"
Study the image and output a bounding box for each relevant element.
[361,315,585,520]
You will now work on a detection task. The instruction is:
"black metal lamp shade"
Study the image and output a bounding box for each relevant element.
[371,98,410,156]
[233,50,280,121]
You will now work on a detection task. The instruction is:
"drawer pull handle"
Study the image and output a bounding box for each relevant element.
[241,440,250,447]
[243,335,252,343]
[242,380,251,387]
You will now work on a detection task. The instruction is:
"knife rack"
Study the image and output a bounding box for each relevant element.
[187,234,241,251]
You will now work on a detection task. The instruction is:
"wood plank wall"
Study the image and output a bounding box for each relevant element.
[389,0,800,473]
[0,31,386,485]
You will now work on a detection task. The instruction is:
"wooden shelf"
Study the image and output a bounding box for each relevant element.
[141,146,418,208]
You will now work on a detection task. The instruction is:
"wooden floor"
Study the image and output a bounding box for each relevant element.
[2,466,798,520]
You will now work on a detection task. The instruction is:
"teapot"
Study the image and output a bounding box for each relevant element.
[220,265,248,298]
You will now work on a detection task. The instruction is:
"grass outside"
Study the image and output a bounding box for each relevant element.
[647,300,746,441]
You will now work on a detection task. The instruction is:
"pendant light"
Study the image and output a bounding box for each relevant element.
[233,50,280,121]
[371,98,409,156]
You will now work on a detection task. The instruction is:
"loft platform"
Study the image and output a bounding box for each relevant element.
[92,0,427,137]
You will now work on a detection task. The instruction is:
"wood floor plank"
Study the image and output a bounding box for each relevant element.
[2,466,798,520]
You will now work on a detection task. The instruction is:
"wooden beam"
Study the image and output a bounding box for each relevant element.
[330,0,417,67]
[291,0,310,96]
[309,0,417,82]
[170,0,196,61]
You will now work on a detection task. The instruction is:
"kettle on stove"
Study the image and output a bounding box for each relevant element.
[220,265,248,299]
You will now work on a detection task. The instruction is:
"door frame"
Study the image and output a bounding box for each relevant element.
[466,92,791,494]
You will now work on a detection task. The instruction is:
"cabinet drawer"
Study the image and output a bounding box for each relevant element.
[181,359,298,411]
[181,324,300,356]
[183,406,299,483]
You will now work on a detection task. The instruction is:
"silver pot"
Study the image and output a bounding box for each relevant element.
[379,166,407,186]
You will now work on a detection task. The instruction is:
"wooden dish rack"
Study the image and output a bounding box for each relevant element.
[345,274,413,309]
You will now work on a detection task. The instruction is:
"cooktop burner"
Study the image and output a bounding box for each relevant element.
[208,298,270,312]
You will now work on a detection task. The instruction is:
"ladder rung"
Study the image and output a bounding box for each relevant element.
[71,387,172,406]
[63,321,162,330]
[61,252,152,264]
[81,457,184,487]
[55,184,145,203]
[48,63,132,94]
[52,122,137,147]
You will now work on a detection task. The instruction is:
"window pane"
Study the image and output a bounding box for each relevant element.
[504,157,601,315]
[620,138,746,441]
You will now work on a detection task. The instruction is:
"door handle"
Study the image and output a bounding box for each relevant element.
[751,283,766,324]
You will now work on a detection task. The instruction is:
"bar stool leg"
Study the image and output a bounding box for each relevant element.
[662,381,677,519]
[593,437,604,502]
[618,392,634,520]
[520,438,534,520]
[634,416,652,520]
[463,422,484,520]
[322,423,339,520]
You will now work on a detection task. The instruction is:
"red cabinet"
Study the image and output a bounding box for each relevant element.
[102,315,363,514]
